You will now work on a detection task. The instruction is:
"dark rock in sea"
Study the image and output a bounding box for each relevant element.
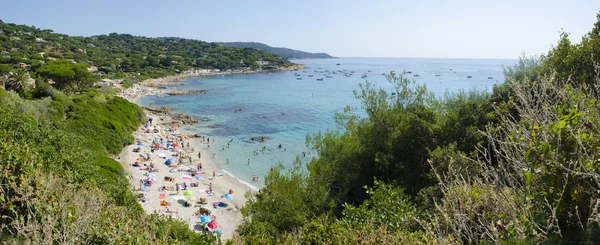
[165,89,207,96]
[249,136,271,142]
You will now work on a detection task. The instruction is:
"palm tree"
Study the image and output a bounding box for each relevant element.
[5,69,29,94]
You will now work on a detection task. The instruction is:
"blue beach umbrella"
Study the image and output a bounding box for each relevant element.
[137,142,143,147]
[195,175,203,181]
[214,229,224,235]
[200,215,212,223]
[224,194,234,200]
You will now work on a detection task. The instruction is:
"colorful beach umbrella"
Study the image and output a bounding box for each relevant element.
[183,190,194,196]
[199,215,212,223]
[214,229,224,235]
[182,174,192,180]
[224,194,234,200]
[207,221,219,229]
[195,175,203,181]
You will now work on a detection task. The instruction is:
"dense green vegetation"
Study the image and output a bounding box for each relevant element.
[0,20,294,83]
[0,88,216,244]
[221,42,334,59]
[234,12,600,244]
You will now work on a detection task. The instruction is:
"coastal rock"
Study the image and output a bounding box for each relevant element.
[165,89,207,96]
[171,113,199,125]
[142,106,171,114]
[250,136,272,142]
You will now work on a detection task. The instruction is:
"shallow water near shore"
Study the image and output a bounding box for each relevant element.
[138,57,516,188]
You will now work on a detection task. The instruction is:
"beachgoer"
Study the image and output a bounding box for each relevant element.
[212,153,216,159]
[176,183,180,194]
[209,183,213,193]
[183,182,187,190]
[252,175,256,182]
[198,152,201,159]
[226,159,229,164]
[213,171,216,178]
[229,189,234,194]
[227,143,230,148]
[248,158,250,165]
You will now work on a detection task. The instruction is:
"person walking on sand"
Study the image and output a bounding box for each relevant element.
[213,171,216,178]
[198,152,201,159]
[176,183,180,194]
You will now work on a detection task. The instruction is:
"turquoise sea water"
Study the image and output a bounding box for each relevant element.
[138,57,517,188]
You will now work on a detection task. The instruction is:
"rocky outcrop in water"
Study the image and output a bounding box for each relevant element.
[171,113,199,125]
[142,106,171,114]
[165,89,207,96]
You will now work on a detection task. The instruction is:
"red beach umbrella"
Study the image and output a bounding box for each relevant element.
[207,221,219,229]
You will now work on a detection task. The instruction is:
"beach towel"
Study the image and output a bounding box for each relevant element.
[216,173,224,177]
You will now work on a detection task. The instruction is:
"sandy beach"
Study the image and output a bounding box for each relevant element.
[117,82,258,240]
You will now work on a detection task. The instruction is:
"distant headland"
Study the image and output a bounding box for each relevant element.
[219,42,335,60]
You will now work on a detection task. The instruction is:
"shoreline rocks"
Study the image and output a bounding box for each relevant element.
[165,89,207,96]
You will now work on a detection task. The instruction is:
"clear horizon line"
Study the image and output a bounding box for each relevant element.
[293,56,520,60]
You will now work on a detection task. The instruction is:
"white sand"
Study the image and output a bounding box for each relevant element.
[117,107,254,240]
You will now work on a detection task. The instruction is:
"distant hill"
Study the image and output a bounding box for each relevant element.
[220,42,334,59]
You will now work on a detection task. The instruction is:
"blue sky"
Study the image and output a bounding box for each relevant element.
[2,0,599,58]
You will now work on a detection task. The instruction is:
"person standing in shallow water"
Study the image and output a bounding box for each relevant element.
[248,158,250,165]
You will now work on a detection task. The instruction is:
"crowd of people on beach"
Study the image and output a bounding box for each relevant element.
[127,116,240,238]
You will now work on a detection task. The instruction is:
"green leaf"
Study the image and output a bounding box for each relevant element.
[524,170,534,185]
[526,149,537,163]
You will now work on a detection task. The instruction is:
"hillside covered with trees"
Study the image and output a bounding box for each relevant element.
[220,42,334,59]
[0,20,294,82]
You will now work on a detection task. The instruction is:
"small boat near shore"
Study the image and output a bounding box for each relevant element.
[316,78,324,81]
[487,76,493,79]
[467,76,472,78]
